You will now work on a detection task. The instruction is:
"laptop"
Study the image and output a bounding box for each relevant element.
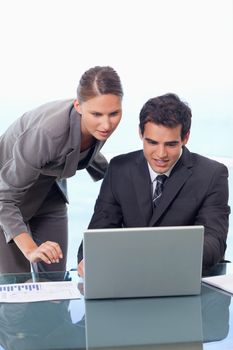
[83,225,204,299]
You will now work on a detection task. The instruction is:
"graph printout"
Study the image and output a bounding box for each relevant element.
[0,281,82,303]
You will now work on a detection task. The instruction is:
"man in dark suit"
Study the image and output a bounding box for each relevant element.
[78,93,230,276]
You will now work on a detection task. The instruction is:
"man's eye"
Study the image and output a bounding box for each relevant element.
[92,112,101,117]
[147,140,157,145]
[166,143,178,147]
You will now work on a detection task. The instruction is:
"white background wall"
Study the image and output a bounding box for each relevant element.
[0,0,232,156]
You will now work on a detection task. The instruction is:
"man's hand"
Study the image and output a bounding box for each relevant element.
[78,259,84,277]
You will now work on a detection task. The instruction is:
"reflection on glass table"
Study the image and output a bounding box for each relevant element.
[0,264,232,350]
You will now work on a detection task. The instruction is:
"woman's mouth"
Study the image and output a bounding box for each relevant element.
[98,130,110,138]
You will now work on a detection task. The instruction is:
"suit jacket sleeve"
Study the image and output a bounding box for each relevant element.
[0,128,60,242]
[88,159,123,228]
[194,163,230,268]
[77,159,123,262]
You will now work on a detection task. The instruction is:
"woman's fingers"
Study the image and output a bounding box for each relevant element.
[28,241,63,264]
[41,241,63,262]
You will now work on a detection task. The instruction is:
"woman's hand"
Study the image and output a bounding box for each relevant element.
[14,232,63,264]
[26,241,63,264]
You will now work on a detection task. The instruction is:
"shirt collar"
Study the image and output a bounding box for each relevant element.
[148,148,183,183]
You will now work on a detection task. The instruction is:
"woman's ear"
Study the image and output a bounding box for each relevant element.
[74,99,82,114]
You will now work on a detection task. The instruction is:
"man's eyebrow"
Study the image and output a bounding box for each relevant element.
[165,140,180,144]
[145,137,158,143]
[144,138,180,144]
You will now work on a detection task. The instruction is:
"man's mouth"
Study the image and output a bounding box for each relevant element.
[153,159,168,166]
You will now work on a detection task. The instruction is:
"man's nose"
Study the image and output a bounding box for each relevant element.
[156,145,167,157]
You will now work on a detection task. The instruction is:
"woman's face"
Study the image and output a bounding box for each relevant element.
[74,94,122,141]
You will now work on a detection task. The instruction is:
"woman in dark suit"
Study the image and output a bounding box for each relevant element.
[0,66,123,273]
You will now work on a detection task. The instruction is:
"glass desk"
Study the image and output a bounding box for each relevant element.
[0,264,232,350]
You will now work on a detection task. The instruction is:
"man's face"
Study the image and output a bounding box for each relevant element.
[140,122,189,173]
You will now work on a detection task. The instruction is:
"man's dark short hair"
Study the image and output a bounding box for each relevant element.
[139,93,192,140]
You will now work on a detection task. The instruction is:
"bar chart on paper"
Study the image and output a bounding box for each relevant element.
[0,281,82,303]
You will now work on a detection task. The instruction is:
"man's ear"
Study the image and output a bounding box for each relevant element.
[182,130,190,145]
[139,127,143,140]
[74,99,82,114]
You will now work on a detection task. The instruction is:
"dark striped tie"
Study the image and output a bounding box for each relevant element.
[153,174,167,207]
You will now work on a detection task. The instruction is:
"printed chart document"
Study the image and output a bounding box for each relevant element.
[0,281,82,303]
[202,273,233,295]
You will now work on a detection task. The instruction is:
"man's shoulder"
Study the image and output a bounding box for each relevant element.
[110,150,143,165]
[190,151,227,169]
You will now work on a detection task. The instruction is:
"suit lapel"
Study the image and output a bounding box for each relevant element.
[60,108,81,178]
[131,152,153,225]
[149,147,193,226]
[88,140,106,164]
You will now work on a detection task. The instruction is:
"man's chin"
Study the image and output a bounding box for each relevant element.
[149,162,170,173]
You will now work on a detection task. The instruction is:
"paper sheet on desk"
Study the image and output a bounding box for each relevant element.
[202,273,233,295]
[0,281,82,303]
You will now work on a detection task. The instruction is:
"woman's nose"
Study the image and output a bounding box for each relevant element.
[101,116,111,130]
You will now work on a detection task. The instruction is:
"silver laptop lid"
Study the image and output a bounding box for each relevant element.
[83,226,204,299]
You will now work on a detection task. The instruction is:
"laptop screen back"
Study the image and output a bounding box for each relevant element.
[83,226,204,299]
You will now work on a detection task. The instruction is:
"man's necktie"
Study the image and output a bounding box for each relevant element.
[153,174,167,207]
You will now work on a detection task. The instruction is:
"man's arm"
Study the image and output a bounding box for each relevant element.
[195,163,230,268]
[77,160,123,266]
[89,159,124,229]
